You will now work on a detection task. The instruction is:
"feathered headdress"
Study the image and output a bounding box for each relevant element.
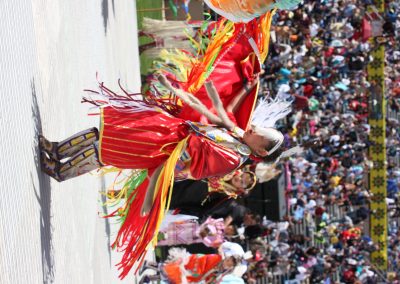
[251,94,293,129]
[251,92,293,155]
[251,93,303,161]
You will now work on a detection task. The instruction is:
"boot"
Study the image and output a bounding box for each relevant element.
[139,261,159,275]
[57,145,102,181]
[39,127,99,160]
[139,275,150,284]
[41,145,102,182]
[139,275,160,284]
[40,151,62,182]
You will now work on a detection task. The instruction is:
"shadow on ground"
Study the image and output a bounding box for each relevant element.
[31,79,55,284]
[101,0,115,34]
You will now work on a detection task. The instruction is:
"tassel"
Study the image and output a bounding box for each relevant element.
[111,137,189,279]
[100,169,148,211]
[254,10,275,63]
[185,19,235,93]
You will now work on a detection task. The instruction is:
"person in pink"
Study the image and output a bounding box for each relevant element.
[197,217,226,248]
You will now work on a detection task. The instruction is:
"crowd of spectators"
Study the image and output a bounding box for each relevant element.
[139,0,400,283]
[244,0,400,282]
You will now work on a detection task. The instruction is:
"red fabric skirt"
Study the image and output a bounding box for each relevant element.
[99,107,189,169]
[99,107,241,178]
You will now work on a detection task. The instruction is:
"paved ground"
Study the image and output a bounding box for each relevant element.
[0,0,146,283]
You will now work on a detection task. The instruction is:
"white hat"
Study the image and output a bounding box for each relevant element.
[297,266,307,274]
[221,242,245,258]
[279,84,291,94]
[347,258,357,265]
[255,127,284,155]
[306,200,316,209]
[342,78,351,86]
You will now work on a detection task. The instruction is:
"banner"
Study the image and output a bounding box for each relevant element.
[368,42,387,270]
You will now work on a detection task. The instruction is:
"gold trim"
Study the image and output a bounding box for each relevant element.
[99,108,105,164]
[102,135,158,146]
[101,140,156,152]
[240,52,256,65]
[102,154,139,163]
[159,141,179,155]
[103,122,161,134]
[102,147,165,158]
[245,80,260,131]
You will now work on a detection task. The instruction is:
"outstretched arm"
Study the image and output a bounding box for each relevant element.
[226,78,258,114]
[204,81,236,131]
[158,75,224,124]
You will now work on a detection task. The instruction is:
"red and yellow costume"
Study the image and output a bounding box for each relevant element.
[100,107,245,177]
[101,16,275,276]
[150,12,274,130]
[98,104,249,278]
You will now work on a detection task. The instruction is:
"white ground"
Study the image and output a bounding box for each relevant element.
[0,0,149,283]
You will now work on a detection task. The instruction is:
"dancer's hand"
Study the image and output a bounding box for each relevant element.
[157,74,223,125]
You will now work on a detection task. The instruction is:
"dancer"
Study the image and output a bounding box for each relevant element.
[40,77,289,278]
[197,216,226,248]
[107,168,256,201]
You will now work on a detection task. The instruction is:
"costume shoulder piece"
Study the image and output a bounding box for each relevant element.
[187,121,251,159]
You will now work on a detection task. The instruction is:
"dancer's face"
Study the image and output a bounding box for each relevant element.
[242,128,271,157]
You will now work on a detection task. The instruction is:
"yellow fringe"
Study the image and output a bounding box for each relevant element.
[187,19,235,93]
[258,10,276,63]
[157,49,196,82]
[149,12,274,112]
[96,168,144,207]
[148,137,189,248]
